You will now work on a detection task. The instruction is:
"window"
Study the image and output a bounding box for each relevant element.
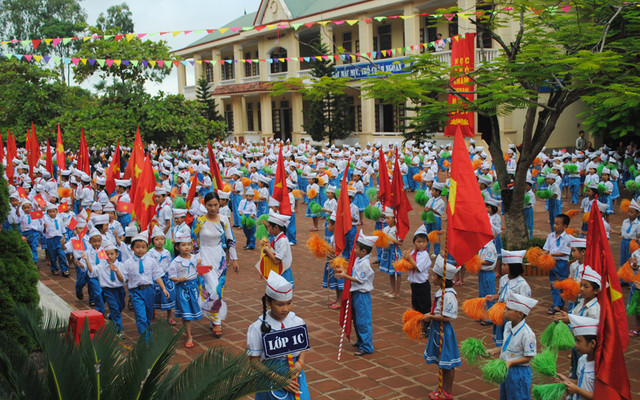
[247,103,254,131]
[257,102,262,131]
[224,104,234,132]
[422,17,439,53]
[356,105,362,132]
[375,103,405,132]
[244,51,260,77]
[343,32,352,53]
[374,25,392,59]
[476,5,494,49]
[448,16,458,47]
[270,47,288,73]
[205,62,214,82]
[221,58,234,80]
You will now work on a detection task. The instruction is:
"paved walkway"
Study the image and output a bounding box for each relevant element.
[39,191,640,398]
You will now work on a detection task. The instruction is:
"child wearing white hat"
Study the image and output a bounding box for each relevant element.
[263,210,294,286]
[336,230,376,356]
[114,179,133,228]
[402,225,432,314]
[256,174,271,219]
[620,199,640,265]
[171,208,189,243]
[556,315,598,400]
[246,271,310,399]
[239,188,257,250]
[425,182,445,256]
[43,202,70,277]
[486,249,531,347]
[323,212,343,309]
[217,190,232,219]
[477,239,498,325]
[422,255,461,399]
[154,187,172,236]
[229,169,244,227]
[543,213,573,314]
[545,172,563,231]
[147,226,176,325]
[380,207,404,298]
[168,229,202,348]
[485,197,504,287]
[18,200,42,263]
[488,292,538,400]
[86,241,126,331]
[83,228,107,314]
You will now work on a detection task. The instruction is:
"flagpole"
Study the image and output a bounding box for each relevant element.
[438,237,447,397]
[337,298,350,361]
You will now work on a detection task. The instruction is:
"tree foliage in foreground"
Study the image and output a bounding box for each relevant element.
[363,0,640,248]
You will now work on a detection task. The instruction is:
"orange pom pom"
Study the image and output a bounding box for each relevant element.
[443,160,450,168]
[553,278,581,301]
[307,188,317,199]
[222,184,232,192]
[531,169,539,178]
[463,298,488,321]
[428,230,441,244]
[533,157,542,166]
[503,153,510,162]
[525,247,543,265]
[372,230,390,249]
[242,177,252,187]
[631,240,640,254]
[565,209,580,219]
[413,173,423,182]
[402,312,425,341]
[565,228,577,236]
[536,254,557,272]
[582,212,590,223]
[57,187,73,199]
[318,176,326,186]
[472,159,483,170]
[403,309,423,325]
[253,189,262,201]
[306,234,332,258]
[464,255,483,274]
[488,302,506,326]
[393,259,414,273]
[292,189,304,199]
[324,169,333,178]
[621,199,631,213]
[618,261,640,282]
[330,256,348,271]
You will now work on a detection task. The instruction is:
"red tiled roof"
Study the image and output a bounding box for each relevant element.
[211,81,271,95]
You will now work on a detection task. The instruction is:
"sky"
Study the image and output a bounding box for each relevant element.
[80,0,263,94]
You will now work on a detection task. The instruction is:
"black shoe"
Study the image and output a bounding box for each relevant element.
[76,293,84,301]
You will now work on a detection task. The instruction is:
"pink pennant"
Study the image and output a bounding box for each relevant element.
[52,38,62,46]
[504,6,514,11]
[231,27,241,33]
[334,20,345,25]
[71,58,80,65]
[138,33,147,39]
[24,55,32,61]
[388,15,399,19]
[444,13,455,21]
[157,60,164,67]
[322,55,329,60]
[184,30,193,35]
[105,59,114,67]
[304,23,314,28]
[561,5,571,12]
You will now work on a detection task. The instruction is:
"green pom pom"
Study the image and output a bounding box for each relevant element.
[596,164,604,174]
[532,383,566,400]
[540,321,557,348]
[335,188,341,198]
[404,155,413,165]
[364,205,382,221]
[240,167,248,175]
[255,224,269,240]
[415,190,429,207]
[262,166,274,175]
[460,338,488,367]
[366,187,378,203]
[550,321,575,351]
[349,162,355,169]
[625,180,638,191]
[544,167,553,175]
[241,216,256,228]
[627,290,640,315]
[309,201,323,216]
[564,164,578,174]
[164,237,174,256]
[537,176,546,185]
[630,166,639,177]
[492,181,500,195]
[257,214,269,223]
[531,349,558,377]
[524,194,531,205]
[606,163,616,171]
[423,210,435,224]
[597,183,606,193]
[482,359,508,384]
[536,189,552,200]
[441,186,448,196]
[297,168,302,175]
[173,196,186,209]
[441,151,451,159]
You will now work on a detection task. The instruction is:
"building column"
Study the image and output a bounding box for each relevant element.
[457,0,476,34]
[291,92,303,142]
[212,50,222,82]
[404,3,421,56]
[359,18,376,135]
[287,32,300,79]
[258,37,269,81]
[232,96,245,137]
[177,64,186,94]
[260,93,273,140]
[234,44,243,83]
[193,53,202,82]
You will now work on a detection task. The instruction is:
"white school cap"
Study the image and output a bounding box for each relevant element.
[570,237,587,249]
[568,314,599,336]
[502,250,526,264]
[381,206,394,218]
[174,230,191,243]
[414,225,428,237]
[433,255,460,280]
[154,187,166,196]
[268,198,280,208]
[103,241,117,251]
[96,177,106,186]
[103,203,115,212]
[46,202,57,211]
[173,208,187,218]
[485,197,501,208]
[581,265,601,286]
[88,228,102,239]
[630,199,640,212]
[91,213,109,226]
[125,225,138,237]
[356,230,378,247]
[329,211,337,222]
[90,202,103,211]
[266,271,293,301]
[151,225,165,239]
[326,185,337,194]
[267,210,290,227]
[217,190,230,200]
[245,188,255,196]
[506,292,538,315]
[133,231,149,244]
[347,188,357,197]
[258,174,271,184]
[115,179,131,187]
[478,176,492,186]
[432,182,445,191]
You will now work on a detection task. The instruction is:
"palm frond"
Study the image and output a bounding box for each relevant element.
[0,329,48,399]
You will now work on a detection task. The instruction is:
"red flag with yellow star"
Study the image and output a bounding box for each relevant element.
[585,204,631,400]
[272,145,291,216]
[133,155,157,231]
[106,142,121,194]
[207,142,223,190]
[78,128,90,175]
[56,124,65,170]
[45,139,53,177]
[123,127,145,201]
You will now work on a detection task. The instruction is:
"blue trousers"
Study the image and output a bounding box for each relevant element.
[426,217,442,255]
[343,226,357,259]
[408,166,419,190]
[23,230,39,262]
[75,267,92,299]
[478,270,496,317]
[242,225,256,249]
[493,323,504,347]
[352,291,373,354]
[499,365,531,400]
[569,177,580,204]
[374,221,384,262]
[89,277,105,314]
[102,286,126,331]
[550,259,569,308]
[46,236,69,273]
[524,207,534,239]
[130,285,155,336]
[621,238,631,266]
[287,212,297,245]
[548,198,561,232]
[230,193,242,227]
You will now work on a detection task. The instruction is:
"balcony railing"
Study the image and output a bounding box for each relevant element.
[219,79,235,86]
[183,85,196,99]
[432,48,500,65]
[297,69,313,79]
[242,75,261,83]
[268,72,288,81]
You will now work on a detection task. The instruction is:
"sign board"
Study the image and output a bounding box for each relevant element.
[261,324,310,359]
[333,57,412,80]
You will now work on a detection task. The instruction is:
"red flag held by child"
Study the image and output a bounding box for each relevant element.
[106,142,121,194]
[207,142,223,190]
[133,156,157,231]
[56,124,65,170]
[334,160,353,256]
[67,217,78,230]
[71,238,86,251]
[272,145,291,216]
[45,139,53,177]
[338,230,360,340]
[391,148,412,241]
[30,210,43,220]
[378,147,392,207]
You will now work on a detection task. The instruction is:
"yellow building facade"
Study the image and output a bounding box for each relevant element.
[174,0,586,149]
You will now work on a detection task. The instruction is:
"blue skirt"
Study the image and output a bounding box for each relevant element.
[154,274,176,310]
[175,279,202,320]
[353,193,368,211]
[257,201,269,218]
[380,244,402,275]
[493,235,503,258]
[611,180,620,200]
[255,356,310,400]
[322,260,344,290]
[424,321,461,370]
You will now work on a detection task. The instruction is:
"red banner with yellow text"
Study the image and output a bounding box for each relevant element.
[444,33,475,137]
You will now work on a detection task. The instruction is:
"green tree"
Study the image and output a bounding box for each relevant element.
[0,306,289,399]
[196,74,223,122]
[270,38,353,144]
[96,3,134,34]
[0,0,87,83]
[364,0,640,248]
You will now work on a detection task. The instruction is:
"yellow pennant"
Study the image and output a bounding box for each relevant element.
[126,34,136,41]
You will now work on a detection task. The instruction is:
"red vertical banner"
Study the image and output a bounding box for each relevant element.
[444,33,476,137]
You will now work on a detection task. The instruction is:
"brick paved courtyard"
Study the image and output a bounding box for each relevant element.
[39,194,640,399]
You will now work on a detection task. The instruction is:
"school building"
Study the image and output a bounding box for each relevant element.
[173,0,586,149]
